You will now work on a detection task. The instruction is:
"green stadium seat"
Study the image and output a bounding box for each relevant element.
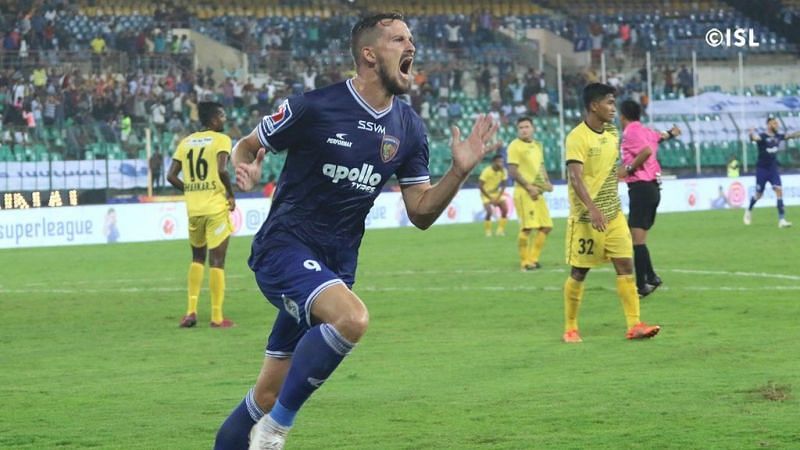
[0,145,12,161]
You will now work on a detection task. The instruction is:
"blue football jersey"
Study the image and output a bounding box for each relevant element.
[756,132,786,169]
[249,80,431,267]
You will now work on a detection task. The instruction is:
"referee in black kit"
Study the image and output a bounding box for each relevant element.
[619,100,681,297]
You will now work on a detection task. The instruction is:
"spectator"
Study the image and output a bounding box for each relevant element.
[153,29,166,54]
[90,35,106,74]
[185,92,199,126]
[120,113,132,143]
[302,67,317,92]
[663,66,674,95]
[445,20,461,49]
[678,65,692,97]
[149,146,163,191]
[150,101,166,132]
[535,91,550,116]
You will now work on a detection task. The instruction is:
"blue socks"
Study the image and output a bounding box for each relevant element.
[268,323,355,428]
[214,324,355,447]
[748,196,757,211]
[778,199,785,219]
[214,388,265,450]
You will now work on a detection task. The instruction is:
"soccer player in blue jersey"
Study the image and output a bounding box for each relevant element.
[744,115,800,228]
[213,13,499,450]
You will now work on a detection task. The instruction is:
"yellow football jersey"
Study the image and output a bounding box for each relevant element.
[565,122,621,223]
[507,138,548,194]
[172,130,232,217]
[478,166,508,195]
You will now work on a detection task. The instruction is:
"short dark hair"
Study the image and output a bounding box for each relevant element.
[516,116,533,126]
[350,12,404,66]
[198,102,223,127]
[492,153,504,161]
[620,100,642,121]
[583,83,616,111]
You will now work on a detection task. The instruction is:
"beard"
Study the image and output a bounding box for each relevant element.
[377,56,410,96]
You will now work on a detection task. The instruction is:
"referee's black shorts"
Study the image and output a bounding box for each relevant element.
[627,181,661,230]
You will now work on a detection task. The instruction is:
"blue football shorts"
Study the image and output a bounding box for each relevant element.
[755,166,781,193]
[253,241,356,359]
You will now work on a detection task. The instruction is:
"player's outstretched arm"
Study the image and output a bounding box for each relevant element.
[749,128,761,141]
[401,114,499,230]
[786,131,800,140]
[232,129,266,191]
[658,124,681,142]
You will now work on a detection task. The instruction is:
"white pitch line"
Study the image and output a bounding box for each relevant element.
[360,267,800,280]
[669,268,800,281]
[16,267,798,289]
[6,267,799,294]
[19,274,251,287]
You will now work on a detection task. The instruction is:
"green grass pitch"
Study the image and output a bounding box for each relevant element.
[1,207,798,449]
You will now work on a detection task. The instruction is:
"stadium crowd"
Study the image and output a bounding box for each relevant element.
[0,1,705,161]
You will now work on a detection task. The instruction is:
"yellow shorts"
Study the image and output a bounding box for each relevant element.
[481,192,502,205]
[514,191,552,229]
[565,212,632,268]
[188,210,233,249]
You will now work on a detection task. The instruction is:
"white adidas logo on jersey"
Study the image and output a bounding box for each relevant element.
[322,163,382,193]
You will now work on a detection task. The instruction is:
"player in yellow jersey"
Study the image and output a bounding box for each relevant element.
[478,154,509,236]
[562,84,660,343]
[507,117,553,271]
[167,102,237,329]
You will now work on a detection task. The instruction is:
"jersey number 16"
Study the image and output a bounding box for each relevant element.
[186,147,208,182]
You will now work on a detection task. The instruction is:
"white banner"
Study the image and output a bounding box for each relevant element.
[650,92,800,116]
[0,159,152,190]
[1,174,799,249]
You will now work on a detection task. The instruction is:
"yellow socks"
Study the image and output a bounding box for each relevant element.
[187,262,204,315]
[209,267,226,324]
[529,231,547,264]
[497,218,507,235]
[616,275,640,329]
[484,220,492,236]
[564,277,584,331]
[518,231,531,267]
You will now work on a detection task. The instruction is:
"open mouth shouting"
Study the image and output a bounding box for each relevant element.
[399,55,414,80]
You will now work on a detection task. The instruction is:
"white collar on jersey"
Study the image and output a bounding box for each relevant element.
[346,78,393,120]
